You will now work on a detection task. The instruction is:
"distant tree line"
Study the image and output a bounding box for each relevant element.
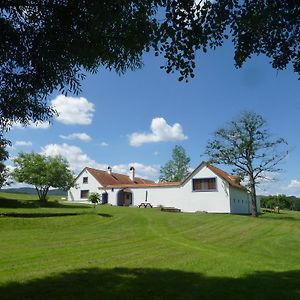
[260,194,300,212]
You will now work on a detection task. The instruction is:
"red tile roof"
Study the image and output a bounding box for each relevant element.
[85,163,246,190]
[206,164,245,190]
[106,182,180,189]
[86,167,155,187]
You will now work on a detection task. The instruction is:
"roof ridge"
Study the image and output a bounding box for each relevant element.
[206,163,232,176]
[86,166,151,187]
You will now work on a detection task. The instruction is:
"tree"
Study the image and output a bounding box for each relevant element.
[205,112,288,217]
[159,145,190,182]
[0,139,9,188]
[1,1,300,131]
[88,192,100,208]
[260,194,294,212]
[0,0,198,130]
[13,152,75,202]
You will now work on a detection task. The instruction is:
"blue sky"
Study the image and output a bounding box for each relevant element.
[5,41,300,196]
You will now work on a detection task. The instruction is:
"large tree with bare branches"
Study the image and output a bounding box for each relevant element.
[205,112,288,217]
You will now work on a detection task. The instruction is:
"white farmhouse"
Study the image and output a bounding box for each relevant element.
[68,161,259,214]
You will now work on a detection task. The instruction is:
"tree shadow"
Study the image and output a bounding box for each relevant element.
[0,267,299,300]
[1,212,112,218]
[261,211,300,222]
[98,213,113,218]
[0,197,89,209]
[0,212,81,218]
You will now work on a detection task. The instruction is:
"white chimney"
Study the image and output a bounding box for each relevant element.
[107,166,112,175]
[130,166,135,181]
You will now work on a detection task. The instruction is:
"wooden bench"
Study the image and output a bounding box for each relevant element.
[160,207,181,213]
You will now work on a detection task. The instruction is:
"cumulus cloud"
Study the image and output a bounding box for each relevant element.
[2,165,33,189]
[129,117,188,147]
[40,143,159,179]
[281,179,300,197]
[51,95,95,125]
[13,121,50,130]
[41,143,104,172]
[100,142,109,147]
[112,162,159,179]
[59,132,92,142]
[15,141,32,147]
[288,180,300,189]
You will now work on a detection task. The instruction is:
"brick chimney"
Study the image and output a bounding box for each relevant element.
[130,166,135,181]
[107,166,112,175]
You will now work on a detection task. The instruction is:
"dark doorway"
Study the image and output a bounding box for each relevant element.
[117,189,133,206]
[102,192,108,204]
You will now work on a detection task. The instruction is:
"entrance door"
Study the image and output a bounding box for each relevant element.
[117,189,132,206]
[124,192,132,206]
[102,192,108,204]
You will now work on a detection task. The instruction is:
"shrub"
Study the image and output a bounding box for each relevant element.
[88,193,100,208]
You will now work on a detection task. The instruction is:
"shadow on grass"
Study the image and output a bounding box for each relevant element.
[0,212,81,218]
[1,267,300,300]
[261,211,300,222]
[0,212,112,218]
[0,197,89,209]
[98,213,113,218]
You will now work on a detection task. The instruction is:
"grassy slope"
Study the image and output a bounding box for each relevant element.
[0,192,300,299]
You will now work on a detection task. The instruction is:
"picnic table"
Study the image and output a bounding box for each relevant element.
[138,202,153,208]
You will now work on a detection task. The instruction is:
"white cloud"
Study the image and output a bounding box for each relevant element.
[2,182,33,189]
[40,143,159,179]
[51,95,95,125]
[13,121,50,130]
[6,165,15,172]
[253,177,300,197]
[41,143,104,172]
[7,144,15,151]
[111,162,159,179]
[282,179,300,197]
[2,164,33,189]
[129,117,188,147]
[100,142,109,147]
[15,140,33,147]
[60,132,92,142]
[288,180,300,189]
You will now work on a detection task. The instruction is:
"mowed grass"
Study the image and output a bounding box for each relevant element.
[0,192,300,299]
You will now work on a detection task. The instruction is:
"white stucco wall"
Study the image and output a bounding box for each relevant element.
[68,169,101,202]
[229,187,261,215]
[229,187,251,214]
[98,165,232,213]
[68,165,250,214]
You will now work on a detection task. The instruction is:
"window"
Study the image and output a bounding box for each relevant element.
[192,178,217,192]
[83,177,88,184]
[80,190,89,199]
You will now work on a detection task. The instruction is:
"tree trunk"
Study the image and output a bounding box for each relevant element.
[249,177,258,217]
[36,187,49,202]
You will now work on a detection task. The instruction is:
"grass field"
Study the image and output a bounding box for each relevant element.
[0,192,300,299]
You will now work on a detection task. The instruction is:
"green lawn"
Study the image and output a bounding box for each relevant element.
[0,192,300,299]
